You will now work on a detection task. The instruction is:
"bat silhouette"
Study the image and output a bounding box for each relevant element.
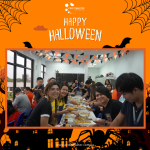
[103,37,132,48]
[23,41,33,48]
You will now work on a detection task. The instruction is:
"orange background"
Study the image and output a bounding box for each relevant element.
[0,0,149,143]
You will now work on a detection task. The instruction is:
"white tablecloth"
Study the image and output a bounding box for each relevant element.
[59,95,96,126]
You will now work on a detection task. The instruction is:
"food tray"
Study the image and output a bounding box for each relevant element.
[73,120,96,126]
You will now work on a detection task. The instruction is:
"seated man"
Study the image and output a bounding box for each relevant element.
[110,73,143,126]
[89,86,123,126]
[81,80,91,100]
[12,88,31,117]
[24,87,37,109]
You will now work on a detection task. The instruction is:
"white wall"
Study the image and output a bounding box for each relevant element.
[99,50,144,80]
[45,61,86,85]
[17,51,46,86]
[88,68,99,82]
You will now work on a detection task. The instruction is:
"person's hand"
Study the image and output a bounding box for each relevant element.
[73,112,80,117]
[89,102,94,107]
[32,99,34,105]
[93,119,105,126]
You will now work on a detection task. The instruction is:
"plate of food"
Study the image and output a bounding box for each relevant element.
[67,107,78,111]
[75,117,92,120]
[75,120,91,124]
[86,107,94,111]
[79,112,90,117]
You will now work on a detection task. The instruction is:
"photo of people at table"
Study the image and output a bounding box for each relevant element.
[7,50,144,127]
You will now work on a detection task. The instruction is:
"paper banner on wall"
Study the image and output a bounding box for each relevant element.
[104,58,108,62]
[113,52,116,56]
[68,50,69,52]
[89,60,91,63]
[51,51,55,57]
[121,52,125,56]
[70,54,74,59]
[74,61,77,64]
[81,60,83,63]
[64,58,67,61]
[123,50,127,53]
[44,50,50,53]
[103,54,106,59]
[96,59,99,63]
[61,59,64,63]
[75,55,79,59]
[85,62,88,65]
[93,55,97,59]
[79,62,82,65]
[39,53,43,56]
[65,60,69,63]
[90,55,93,59]
[45,54,49,57]
[66,53,70,58]
[114,55,117,59]
[128,50,131,53]
[69,60,72,64]
[57,59,60,62]
[81,50,83,52]
[118,54,121,58]
[80,53,84,55]
[55,52,60,57]
[98,55,101,59]
[106,53,110,58]
[48,56,51,59]
[61,53,65,57]
[84,55,89,59]
[72,59,75,62]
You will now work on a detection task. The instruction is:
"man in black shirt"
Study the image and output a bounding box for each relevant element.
[33,77,45,104]
[110,73,143,127]
[89,86,123,126]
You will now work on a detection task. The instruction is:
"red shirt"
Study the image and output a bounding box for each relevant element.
[26,92,37,108]
[8,112,22,126]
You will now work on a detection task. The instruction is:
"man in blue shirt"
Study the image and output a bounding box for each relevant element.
[81,80,91,100]
[110,73,143,127]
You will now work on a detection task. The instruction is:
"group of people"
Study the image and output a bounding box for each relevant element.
[7,72,143,127]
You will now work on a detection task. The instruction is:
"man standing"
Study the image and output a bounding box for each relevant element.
[110,73,143,126]
[47,77,56,83]
[12,88,31,117]
[33,77,45,104]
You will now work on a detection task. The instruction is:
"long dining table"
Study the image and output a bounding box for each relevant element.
[58,95,97,127]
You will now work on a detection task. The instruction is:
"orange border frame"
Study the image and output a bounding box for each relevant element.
[5,48,146,129]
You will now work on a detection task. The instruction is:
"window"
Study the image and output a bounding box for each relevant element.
[61,138,64,148]
[127,141,130,146]
[7,50,33,100]
[48,139,53,148]
[55,138,59,148]
[16,130,19,133]
[128,130,131,133]
[47,129,53,134]
[14,141,18,146]
[66,138,68,148]
[146,111,149,115]
[41,64,46,79]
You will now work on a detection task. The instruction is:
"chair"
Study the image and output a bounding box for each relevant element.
[16,110,27,126]
[97,113,102,118]
[24,108,34,121]
[7,120,15,126]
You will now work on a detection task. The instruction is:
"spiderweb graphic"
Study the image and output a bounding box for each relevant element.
[0,0,30,32]
[123,0,150,33]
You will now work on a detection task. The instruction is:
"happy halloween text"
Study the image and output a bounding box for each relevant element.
[49,18,102,41]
